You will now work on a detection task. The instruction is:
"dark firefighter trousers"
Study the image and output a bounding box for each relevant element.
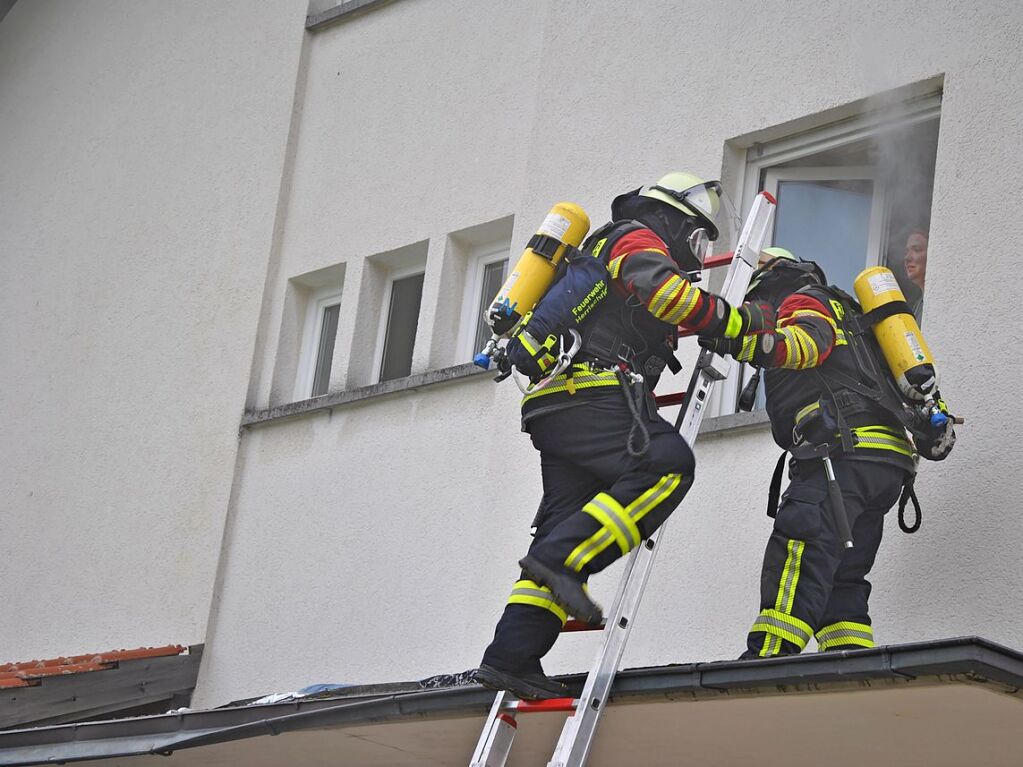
[482,391,695,676]
[744,458,908,658]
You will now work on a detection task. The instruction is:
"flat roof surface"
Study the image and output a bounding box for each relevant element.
[2,637,1022,766]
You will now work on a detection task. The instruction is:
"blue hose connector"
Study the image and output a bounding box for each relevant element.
[931,411,948,427]
[473,353,492,370]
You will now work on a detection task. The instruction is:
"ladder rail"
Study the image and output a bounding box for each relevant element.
[470,690,516,767]
[545,192,777,767]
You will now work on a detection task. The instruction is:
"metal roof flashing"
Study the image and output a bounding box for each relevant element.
[1,638,1021,767]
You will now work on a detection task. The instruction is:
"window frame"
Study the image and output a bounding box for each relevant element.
[709,93,941,418]
[458,246,510,362]
[293,286,344,401]
[762,165,888,268]
[371,264,427,385]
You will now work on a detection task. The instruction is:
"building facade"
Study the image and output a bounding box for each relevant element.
[2,0,1022,712]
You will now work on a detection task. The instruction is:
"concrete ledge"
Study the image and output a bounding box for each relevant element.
[242,363,490,428]
[306,0,396,30]
[243,366,773,434]
[700,408,772,436]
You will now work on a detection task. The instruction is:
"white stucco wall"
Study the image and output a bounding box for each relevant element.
[0,0,306,660]
[195,0,1023,707]
[5,0,1021,711]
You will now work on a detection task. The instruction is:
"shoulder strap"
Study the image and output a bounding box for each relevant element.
[579,219,645,264]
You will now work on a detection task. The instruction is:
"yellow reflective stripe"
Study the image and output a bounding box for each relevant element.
[663,283,701,325]
[793,326,818,368]
[609,255,625,279]
[655,282,687,322]
[625,473,682,524]
[834,329,848,346]
[724,306,743,339]
[659,280,687,312]
[519,332,539,355]
[648,275,684,318]
[737,334,757,362]
[774,540,805,614]
[759,632,782,658]
[763,608,813,640]
[521,372,620,402]
[565,526,615,573]
[751,614,812,649]
[816,620,874,650]
[855,425,906,437]
[820,634,874,650]
[779,327,798,367]
[795,400,820,425]
[787,309,837,336]
[851,427,914,456]
[755,538,809,656]
[672,284,702,324]
[507,579,568,624]
[582,493,639,555]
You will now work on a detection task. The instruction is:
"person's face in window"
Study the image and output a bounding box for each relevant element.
[904,231,928,290]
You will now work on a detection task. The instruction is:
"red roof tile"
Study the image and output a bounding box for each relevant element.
[0,645,185,682]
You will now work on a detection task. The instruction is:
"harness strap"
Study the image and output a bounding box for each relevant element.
[898,477,922,534]
[767,451,787,518]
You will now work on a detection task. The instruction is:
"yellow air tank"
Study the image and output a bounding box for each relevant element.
[486,202,590,337]
[853,266,936,401]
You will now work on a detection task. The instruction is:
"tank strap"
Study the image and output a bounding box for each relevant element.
[859,299,914,328]
[528,233,577,261]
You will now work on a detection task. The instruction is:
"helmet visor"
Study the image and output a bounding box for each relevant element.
[688,227,710,267]
[650,180,722,234]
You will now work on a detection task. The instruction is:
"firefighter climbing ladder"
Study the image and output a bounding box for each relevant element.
[469,191,777,767]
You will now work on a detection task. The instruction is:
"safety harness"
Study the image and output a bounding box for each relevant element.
[765,284,927,533]
[520,220,686,457]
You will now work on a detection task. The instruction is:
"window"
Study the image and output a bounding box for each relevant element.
[294,286,344,400]
[461,249,508,359]
[449,217,514,365]
[377,270,425,382]
[713,93,941,416]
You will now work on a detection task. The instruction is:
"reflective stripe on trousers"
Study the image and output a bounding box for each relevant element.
[816,620,874,650]
[564,474,682,573]
[506,579,567,624]
[756,539,808,657]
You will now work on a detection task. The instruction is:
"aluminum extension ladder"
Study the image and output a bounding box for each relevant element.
[470,191,777,767]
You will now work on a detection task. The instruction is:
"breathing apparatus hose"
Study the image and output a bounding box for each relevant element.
[615,367,650,458]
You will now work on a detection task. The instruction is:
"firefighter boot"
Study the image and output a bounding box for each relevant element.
[519,554,604,625]
[473,663,572,701]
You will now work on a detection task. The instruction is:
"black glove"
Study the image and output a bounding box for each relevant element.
[699,299,776,341]
[699,331,779,366]
[734,301,776,337]
[507,329,559,383]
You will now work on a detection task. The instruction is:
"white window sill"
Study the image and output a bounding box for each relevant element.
[242,366,773,437]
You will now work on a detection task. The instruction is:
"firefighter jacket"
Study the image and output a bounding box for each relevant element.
[519,221,727,427]
[758,285,916,473]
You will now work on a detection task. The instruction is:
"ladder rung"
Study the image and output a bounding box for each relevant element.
[508,697,578,713]
[654,391,686,407]
[561,619,605,633]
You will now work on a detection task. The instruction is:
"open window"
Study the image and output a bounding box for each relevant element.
[713,92,941,416]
